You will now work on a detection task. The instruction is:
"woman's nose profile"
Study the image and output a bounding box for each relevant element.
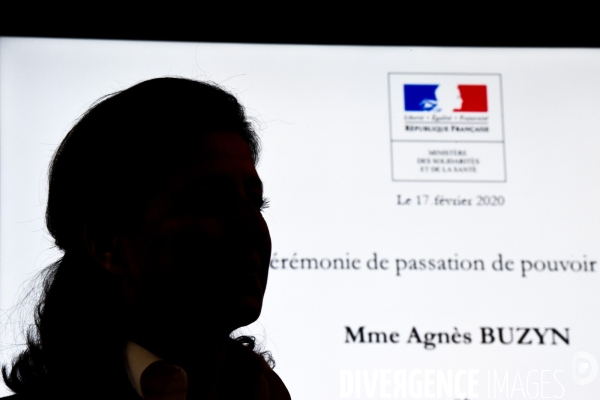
[1,77,291,400]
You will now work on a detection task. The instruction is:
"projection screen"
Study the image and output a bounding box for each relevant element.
[0,37,599,399]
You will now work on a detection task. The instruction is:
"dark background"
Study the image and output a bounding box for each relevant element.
[0,10,594,48]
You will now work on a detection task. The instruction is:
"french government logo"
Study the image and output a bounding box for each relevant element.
[403,84,488,112]
[388,74,505,182]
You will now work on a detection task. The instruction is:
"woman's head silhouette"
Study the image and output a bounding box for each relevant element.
[2,77,287,399]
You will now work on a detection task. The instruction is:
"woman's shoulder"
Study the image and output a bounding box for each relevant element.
[261,368,291,400]
[245,346,291,400]
[227,339,291,399]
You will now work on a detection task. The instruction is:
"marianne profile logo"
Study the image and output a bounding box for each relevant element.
[403,84,488,112]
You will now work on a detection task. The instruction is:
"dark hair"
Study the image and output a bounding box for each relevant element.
[2,77,271,395]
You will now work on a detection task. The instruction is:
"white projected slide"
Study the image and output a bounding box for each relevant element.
[1,37,599,398]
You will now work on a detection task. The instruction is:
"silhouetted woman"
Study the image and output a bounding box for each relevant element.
[1,77,290,400]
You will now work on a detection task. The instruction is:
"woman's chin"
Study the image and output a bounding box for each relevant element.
[228,295,263,328]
